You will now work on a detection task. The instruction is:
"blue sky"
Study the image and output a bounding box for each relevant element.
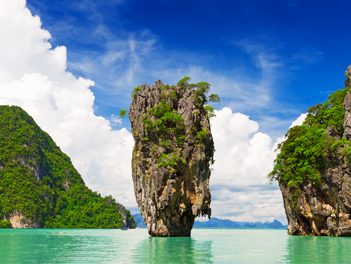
[26,0,351,138]
[1,0,351,224]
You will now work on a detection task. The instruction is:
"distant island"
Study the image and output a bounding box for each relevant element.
[133,213,287,229]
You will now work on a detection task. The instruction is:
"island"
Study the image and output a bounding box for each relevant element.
[0,105,136,229]
[127,77,219,236]
[269,66,351,236]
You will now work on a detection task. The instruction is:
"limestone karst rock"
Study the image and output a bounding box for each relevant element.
[129,79,215,236]
[273,66,351,236]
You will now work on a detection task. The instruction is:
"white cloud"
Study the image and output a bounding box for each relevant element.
[272,113,307,151]
[209,108,285,223]
[208,108,306,224]
[0,0,136,208]
[289,113,307,128]
[211,108,275,187]
[110,114,122,125]
[0,0,306,224]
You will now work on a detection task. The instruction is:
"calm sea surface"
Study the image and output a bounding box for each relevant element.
[1,228,351,263]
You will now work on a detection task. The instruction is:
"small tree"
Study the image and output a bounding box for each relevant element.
[119,109,127,118]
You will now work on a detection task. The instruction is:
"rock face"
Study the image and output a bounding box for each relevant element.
[129,80,213,236]
[280,66,351,236]
[117,203,136,228]
[4,211,40,229]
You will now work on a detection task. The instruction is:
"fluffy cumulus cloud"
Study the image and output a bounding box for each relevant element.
[208,108,286,223]
[0,0,304,223]
[0,0,135,208]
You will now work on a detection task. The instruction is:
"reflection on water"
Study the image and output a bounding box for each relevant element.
[0,229,143,263]
[2,228,351,263]
[285,235,351,263]
[0,229,213,263]
[134,236,213,263]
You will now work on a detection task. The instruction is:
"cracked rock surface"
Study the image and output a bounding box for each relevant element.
[129,80,213,236]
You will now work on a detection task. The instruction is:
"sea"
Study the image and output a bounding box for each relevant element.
[1,228,351,263]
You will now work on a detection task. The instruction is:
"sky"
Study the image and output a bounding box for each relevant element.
[1,0,351,225]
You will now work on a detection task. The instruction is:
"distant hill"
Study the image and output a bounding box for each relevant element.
[0,105,136,229]
[133,213,286,229]
[193,217,241,228]
[194,218,287,229]
[133,214,147,228]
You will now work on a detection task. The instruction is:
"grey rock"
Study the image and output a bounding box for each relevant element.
[116,203,136,228]
[128,80,213,236]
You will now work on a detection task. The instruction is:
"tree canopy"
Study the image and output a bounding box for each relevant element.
[268,77,351,206]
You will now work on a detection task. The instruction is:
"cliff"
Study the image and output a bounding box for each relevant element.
[128,78,217,236]
[0,105,136,229]
[270,66,351,236]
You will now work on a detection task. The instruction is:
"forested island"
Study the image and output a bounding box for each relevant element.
[0,105,136,229]
[269,66,351,236]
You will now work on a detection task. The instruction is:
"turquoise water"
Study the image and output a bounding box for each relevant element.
[1,228,351,263]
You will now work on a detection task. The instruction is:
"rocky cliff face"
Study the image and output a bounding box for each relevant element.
[4,211,40,228]
[116,203,136,228]
[129,80,214,236]
[280,66,351,236]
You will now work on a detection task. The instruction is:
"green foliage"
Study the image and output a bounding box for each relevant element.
[177,77,220,107]
[0,106,135,229]
[204,105,216,119]
[0,220,12,228]
[177,76,192,87]
[119,109,127,118]
[192,81,211,103]
[304,88,348,133]
[269,125,327,187]
[143,100,185,139]
[131,85,141,99]
[159,140,172,147]
[209,94,221,103]
[133,76,218,172]
[196,128,210,146]
[142,98,185,169]
[269,79,351,202]
[157,153,181,169]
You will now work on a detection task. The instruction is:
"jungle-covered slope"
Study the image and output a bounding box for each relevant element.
[0,105,136,229]
[269,67,351,236]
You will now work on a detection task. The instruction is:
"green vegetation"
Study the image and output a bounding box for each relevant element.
[0,106,136,228]
[119,108,127,118]
[268,77,351,206]
[125,77,220,173]
[131,85,141,99]
[177,76,221,107]
[0,220,11,228]
[141,96,186,170]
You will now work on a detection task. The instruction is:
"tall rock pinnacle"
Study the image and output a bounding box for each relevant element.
[128,79,216,236]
